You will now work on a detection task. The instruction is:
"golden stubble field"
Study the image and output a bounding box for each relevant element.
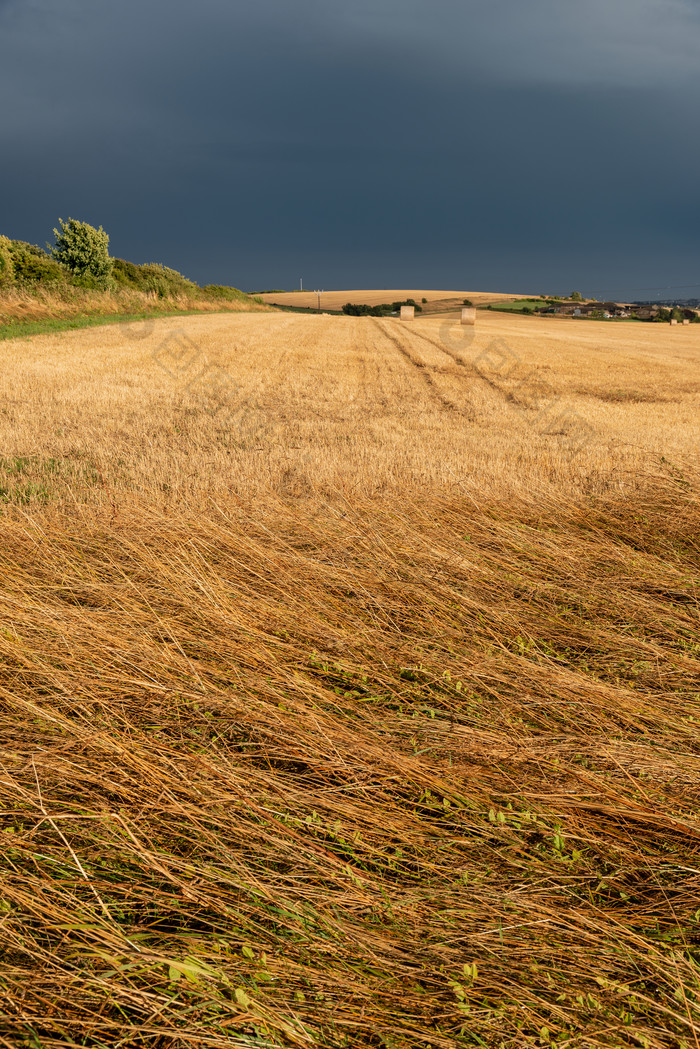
[0,309,697,508]
[1,309,700,1049]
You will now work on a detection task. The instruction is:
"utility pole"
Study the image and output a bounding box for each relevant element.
[300,278,303,291]
[315,289,322,312]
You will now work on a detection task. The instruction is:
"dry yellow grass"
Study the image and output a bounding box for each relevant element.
[1,309,700,1048]
[257,289,525,311]
[0,283,269,328]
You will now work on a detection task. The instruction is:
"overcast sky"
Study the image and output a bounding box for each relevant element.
[1,0,699,297]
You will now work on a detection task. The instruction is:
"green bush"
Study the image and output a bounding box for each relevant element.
[10,240,66,285]
[52,218,112,288]
[0,235,14,288]
[201,284,248,302]
[654,307,689,323]
[342,302,377,316]
[111,258,142,288]
[4,223,259,309]
[112,259,198,298]
[136,263,197,298]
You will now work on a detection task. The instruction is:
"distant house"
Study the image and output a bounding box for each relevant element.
[553,300,623,319]
[547,299,647,320]
[577,302,611,318]
[633,306,661,321]
[602,301,632,318]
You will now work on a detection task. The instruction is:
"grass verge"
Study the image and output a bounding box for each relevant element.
[0,307,260,343]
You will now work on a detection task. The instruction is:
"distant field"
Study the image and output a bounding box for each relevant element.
[488,296,546,311]
[258,288,526,312]
[1,310,700,1048]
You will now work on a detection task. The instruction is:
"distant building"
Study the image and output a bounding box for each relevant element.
[543,299,674,321]
[632,306,660,321]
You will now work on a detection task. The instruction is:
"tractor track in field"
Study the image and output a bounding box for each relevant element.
[407,324,514,401]
[406,326,473,369]
[373,320,475,418]
[392,322,479,418]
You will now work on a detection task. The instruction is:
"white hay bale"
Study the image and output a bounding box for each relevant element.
[461,307,477,326]
[670,319,678,325]
[400,305,415,320]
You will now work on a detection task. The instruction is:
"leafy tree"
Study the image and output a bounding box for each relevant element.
[0,235,14,287]
[570,291,583,301]
[52,218,112,287]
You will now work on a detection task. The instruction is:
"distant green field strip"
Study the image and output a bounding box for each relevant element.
[489,298,544,312]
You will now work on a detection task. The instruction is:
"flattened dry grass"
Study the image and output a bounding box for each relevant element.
[0,312,699,1048]
[2,482,700,1048]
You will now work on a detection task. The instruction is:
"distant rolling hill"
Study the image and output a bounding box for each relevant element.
[256,288,527,313]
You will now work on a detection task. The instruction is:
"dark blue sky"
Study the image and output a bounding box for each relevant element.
[2,0,699,298]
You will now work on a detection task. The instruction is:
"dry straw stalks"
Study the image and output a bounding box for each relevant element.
[0,313,699,1048]
[0,478,698,1049]
[0,285,268,330]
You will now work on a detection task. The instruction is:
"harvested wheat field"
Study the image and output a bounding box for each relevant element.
[1,309,699,1049]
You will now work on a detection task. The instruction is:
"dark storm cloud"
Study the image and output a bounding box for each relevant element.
[331,0,700,87]
[1,0,698,296]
